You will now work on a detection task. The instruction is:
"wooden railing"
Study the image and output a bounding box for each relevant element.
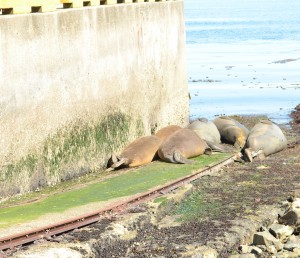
[0,0,174,15]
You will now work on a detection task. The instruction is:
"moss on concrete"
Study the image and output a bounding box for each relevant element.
[0,111,144,197]
[0,153,230,229]
[172,190,222,222]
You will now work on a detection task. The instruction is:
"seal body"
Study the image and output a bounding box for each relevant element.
[244,120,287,162]
[213,116,249,149]
[158,128,211,164]
[187,118,222,151]
[155,125,182,141]
[108,135,162,170]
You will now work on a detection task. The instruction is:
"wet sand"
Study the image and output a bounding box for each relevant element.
[188,42,300,124]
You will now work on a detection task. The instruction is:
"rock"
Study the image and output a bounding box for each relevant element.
[228,254,256,258]
[269,223,294,242]
[283,235,300,251]
[239,245,262,255]
[182,245,218,258]
[291,199,300,216]
[252,231,283,251]
[239,245,252,253]
[293,247,300,255]
[250,246,263,255]
[256,245,267,252]
[287,189,300,202]
[275,251,298,258]
[157,215,182,229]
[11,243,90,258]
[266,244,277,254]
[278,210,298,225]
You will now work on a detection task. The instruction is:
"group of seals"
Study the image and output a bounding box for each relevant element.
[107,124,212,170]
[107,116,287,170]
[211,116,287,162]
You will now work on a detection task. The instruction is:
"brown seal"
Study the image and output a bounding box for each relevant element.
[244,120,287,162]
[213,116,249,149]
[158,128,212,164]
[107,135,162,170]
[155,125,182,141]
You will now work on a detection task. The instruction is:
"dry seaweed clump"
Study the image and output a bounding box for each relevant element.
[290,104,300,132]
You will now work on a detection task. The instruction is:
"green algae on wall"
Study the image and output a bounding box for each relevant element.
[0,112,144,198]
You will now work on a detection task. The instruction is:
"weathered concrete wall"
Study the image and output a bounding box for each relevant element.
[0,1,188,196]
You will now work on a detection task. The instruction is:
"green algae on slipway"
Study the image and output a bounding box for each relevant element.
[0,153,230,230]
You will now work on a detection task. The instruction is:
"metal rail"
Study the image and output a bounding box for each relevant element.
[0,153,240,252]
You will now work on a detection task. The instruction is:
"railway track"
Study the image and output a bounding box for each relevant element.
[0,153,240,253]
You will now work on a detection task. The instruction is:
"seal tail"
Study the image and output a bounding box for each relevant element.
[173,151,195,164]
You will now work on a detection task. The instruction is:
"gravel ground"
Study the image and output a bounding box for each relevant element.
[51,106,299,258]
[6,105,300,258]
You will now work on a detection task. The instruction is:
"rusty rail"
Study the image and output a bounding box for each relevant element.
[0,153,240,252]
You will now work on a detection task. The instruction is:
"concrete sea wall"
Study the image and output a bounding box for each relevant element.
[0,1,188,197]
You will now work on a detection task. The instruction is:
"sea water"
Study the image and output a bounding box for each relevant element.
[185,0,300,124]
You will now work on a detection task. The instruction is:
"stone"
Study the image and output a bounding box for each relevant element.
[239,245,263,255]
[250,246,263,255]
[256,245,267,252]
[269,223,294,242]
[266,244,277,254]
[228,254,256,258]
[10,244,87,258]
[157,215,182,229]
[239,245,252,254]
[293,247,300,255]
[287,189,300,202]
[283,235,300,251]
[182,245,218,258]
[278,210,298,226]
[252,231,283,251]
[275,251,296,258]
[291,199,300,216]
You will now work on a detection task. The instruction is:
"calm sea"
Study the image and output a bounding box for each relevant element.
[185,0,300,124]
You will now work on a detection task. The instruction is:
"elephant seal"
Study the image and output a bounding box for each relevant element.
[187,118,224,151]
[244,120,287,162]
[158,128,212,164]
[107,135,162,170]
[213,116,249,149]
[155,125,182,141]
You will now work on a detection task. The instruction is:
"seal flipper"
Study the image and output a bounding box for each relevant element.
[244,148,264,162]
[204,147,212,155]
[244,148,253,162]
[253,150,265,160]
[173,151,195,164]
[111,157,129,169]
[205,141,226,153]
[111,153,118,163]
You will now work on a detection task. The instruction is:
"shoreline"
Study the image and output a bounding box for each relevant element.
[290,103,300,131]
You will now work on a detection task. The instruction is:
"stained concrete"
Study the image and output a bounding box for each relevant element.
[0,2,188,196]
